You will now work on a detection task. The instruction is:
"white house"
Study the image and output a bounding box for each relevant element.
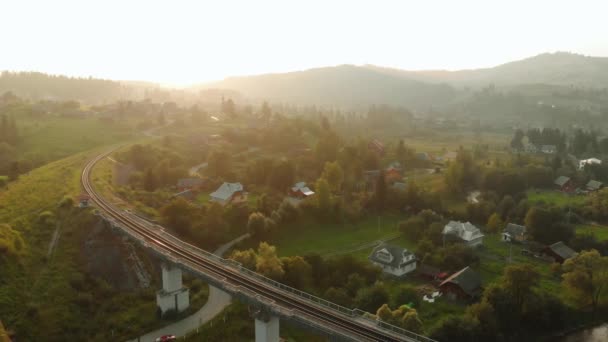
[442,221,484,247]
[541,145,557,154]
[209,182,246,206]
[368,244,417,277]
[290,182,315,198]
[579,158,602,170]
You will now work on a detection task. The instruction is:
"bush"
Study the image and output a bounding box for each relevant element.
[58,195,74,208]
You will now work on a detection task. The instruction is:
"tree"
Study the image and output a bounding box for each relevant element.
[354,283,389,312]
[444,148,477,194]
[391,285,420,309]
[261,101,271,121]
[562,249,608,316]
[160,197,195,235]
[221,97,236,118]
[510,129,524,151]
[503,264,540,314]
[230,248,257,270]
[375,169,387,211]
[524,207,574,244]
[207,150,232,178]
[321,161,344,193]
[324,287,352,307]
[486,213,504,233]
[430,314,479,342]
[401,309,423,333]
[143,168,158,191]
[376,304,393,322]
[269,160,295,191]
[315,178,331,210]
[255,242,284,280]
[282,256,313,289]
[247,212,267,238]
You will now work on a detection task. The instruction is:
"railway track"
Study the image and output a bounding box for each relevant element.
[82,150,434,342]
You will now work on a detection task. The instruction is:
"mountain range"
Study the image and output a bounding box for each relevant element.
[205,52,608,109]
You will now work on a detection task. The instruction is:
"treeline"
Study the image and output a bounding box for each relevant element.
[0,71,131,103]
[117,142,191,192]
[511,127,608,157]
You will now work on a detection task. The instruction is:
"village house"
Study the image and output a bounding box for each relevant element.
[554,176,574,192]
[177,178,205,192]
[368,244,417,277]
[290,182,315,199]
[542,241,578,264]
[586,180,603,192]
[579,158,602,170]
[442,221,484,247]
[439,266,483,300]
[210,182,247,206]
[502,223,527,243]
[541,145,557,154]
[368,139,385,155]
[524,144,539,154]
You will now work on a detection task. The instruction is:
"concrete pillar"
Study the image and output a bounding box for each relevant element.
[255,315,280,342]
[162,263,183,292]
[156,263,189,315]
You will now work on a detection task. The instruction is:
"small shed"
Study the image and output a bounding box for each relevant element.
[586,180,603,192]
[554,176,573,192]
[77,194,91,208]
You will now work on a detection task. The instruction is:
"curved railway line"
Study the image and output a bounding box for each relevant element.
[82,150,435,342]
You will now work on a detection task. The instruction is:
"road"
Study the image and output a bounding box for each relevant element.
[83,149,432,342]
[128,234,250,342]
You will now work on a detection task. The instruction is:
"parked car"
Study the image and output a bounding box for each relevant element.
[156,335,176,342]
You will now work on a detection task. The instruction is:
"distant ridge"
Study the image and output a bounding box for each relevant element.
[204,52,608,109]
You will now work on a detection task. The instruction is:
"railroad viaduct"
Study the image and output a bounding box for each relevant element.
[83,151,436,342]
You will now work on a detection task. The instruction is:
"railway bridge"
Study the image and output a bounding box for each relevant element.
[82,150,437,342]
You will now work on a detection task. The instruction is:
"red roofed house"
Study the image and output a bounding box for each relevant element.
[439,266,483,300]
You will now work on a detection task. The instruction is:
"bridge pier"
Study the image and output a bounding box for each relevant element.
[251,306,280,342]
[156,263,189,316]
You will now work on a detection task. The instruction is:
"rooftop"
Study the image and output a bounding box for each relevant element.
[210,182,244,201]
[439,266,482,296]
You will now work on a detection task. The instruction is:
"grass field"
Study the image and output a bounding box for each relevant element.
[477,234,559,291]
[273,215,403,258]
[576,224,608,241]
[526,189,587,207]
[15,116,135,167]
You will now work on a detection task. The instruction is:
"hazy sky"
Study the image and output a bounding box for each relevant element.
[2,0,607,85]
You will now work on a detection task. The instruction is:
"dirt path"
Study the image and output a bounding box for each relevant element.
[46,221,61,259]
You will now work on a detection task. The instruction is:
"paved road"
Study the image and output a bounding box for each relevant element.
[128,234,250,342]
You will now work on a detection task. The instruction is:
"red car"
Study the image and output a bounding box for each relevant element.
[155,335,176,342]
